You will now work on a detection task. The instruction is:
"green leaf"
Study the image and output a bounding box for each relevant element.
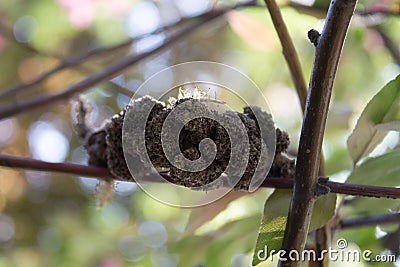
[347,75,400,164]
[252,189,336,266]
[311,193,337,230]
[346,150,400,187]
[252,190,289,266]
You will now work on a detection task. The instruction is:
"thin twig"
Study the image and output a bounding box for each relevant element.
[373,25,400,66]
[263,0,308,111]
[0,154,114,180]
[0,12,213,100]
[338,213,400,229]
[0,1,256,120]
[279,0,357,266]
[1,154,400,199]
[358,9,400,16]
[236,2,399,18]
[287,2,400,18]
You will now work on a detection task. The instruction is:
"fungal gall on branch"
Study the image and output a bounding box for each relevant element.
[75,93,294,191]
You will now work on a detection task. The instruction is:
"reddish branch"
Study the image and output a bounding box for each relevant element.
[1,154,399,199]
[0,154,114,180]
[279,0,357,266]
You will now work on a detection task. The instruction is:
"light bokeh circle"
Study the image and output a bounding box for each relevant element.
[122,61,276,207]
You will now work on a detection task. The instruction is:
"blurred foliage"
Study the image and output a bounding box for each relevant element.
[0,0,400,266]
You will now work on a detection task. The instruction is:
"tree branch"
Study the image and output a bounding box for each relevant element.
[262,1,329,263]
[1,154,399,199]
[338,213,400,229]
[0,0,256,120]
[373,25,400,66]
[278,0,357,265]
[0,38,133,100]
[0,7,244,100]
[0,154,114,180]
[263,0,308,111]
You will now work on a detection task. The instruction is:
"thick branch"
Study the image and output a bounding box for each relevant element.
[0,1,256,120]
[263,1,328,262]
[338,213,400,229]
[1,154,399,199]
[279,0,356,266]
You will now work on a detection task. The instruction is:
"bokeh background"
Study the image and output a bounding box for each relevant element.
[0,0,399,266]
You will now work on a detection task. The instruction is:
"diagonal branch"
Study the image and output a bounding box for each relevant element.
[0,9,233,100]
[278,0,357,266]
[373,25,400,66]
[0,38,134,100]
[0,19,210,119]
[0,0,256,120]
[263,0,308,111]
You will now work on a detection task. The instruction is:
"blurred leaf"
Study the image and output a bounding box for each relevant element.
[227,10,277,51]
[375,120,400,131]
[325,146,352,175]
[252,189,336,265]
[347,74,400,165]
[287,2,326,19]
[312,193,337,230]
[339,227,380,254]
[182,191,249,237]
[204,216,260,267]
[379,222,399,234]
[170,235,214,267]
[171,216,260,267]
[347,150,400,187]
[343,197,399,217]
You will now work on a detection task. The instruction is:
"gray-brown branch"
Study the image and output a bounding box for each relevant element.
[278,0,357,266]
